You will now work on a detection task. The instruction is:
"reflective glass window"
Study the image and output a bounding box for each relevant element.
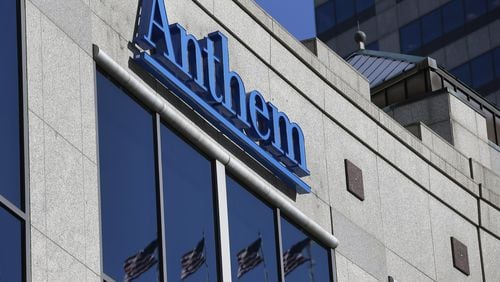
[335,0,355,23]
[464,0,487,21]
[315,1,335,34]
[365,41,379,51]
[0,0,21,208]
[356,0,374,12]
[490,0,500,10]
[161,124,219,282]
[281,217,332,282]
[0,206,22,282]
[443,0,464,33]
[470,52,494,87]
[452,64,472,85]
[421,9,442,44]
[227,176,279,282]
[400,20,421,53]
[494,48,500,77]
[97,70,161,281]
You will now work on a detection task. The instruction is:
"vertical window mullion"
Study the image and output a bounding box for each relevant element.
[213,161,232,281]
[329,249,337,282]
[154,114,168,282]
[275,208,285,282]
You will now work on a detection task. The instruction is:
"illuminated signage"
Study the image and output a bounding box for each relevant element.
[133,0,311,193]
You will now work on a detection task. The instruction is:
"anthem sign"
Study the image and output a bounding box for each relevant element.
[134,0,311,193]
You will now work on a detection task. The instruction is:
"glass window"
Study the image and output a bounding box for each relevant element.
[315,1,335,34]
[281,216,332,282]
[494,48,500,77]
[227,176,279,282]
[443,0,465,33]
[335,0,355,23]
[0,206,23,282]
[400,21,421,53]
[452,64,472,86]
[161,124,219,282]
[365,41,379,51]
[489,0,500,10]
[97,70,161,281]
[356,0,374,12]
[464,0,487,21]
[421,9,442,44]
[0,0,21,208]
[470,52,494,87]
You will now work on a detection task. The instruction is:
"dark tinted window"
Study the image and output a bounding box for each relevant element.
[161,124,219,281]
[494,48,500,76]
[0,206,22,282]
[356,0,374,12]
[400,21,421,53]
[422,9,442,44]
[315,1,335,34]
[365,41,379,51]
[335,0,355,23]
[0,0,21,208]
[470,52,494,87]
[443,0,465,33]
[490,0,500,10]
[97,70,161,281]
[281,217,332,282]
[227,176,279,282]
[464,0,487,21]
[452,64,472,85]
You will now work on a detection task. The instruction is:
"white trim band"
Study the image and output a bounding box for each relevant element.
[93,45,339,249]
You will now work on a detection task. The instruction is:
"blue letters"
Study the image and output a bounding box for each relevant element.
[133,0,311,193]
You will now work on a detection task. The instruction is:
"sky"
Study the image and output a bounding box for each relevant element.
[254,0,316,40]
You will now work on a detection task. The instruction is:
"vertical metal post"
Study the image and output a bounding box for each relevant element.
[274,209,285,282]
[213,161,232,282]
[19,0,31,280]
[154,114,168,281]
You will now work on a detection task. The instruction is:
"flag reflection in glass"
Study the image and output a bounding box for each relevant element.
[123,239,158,281]
[180,238,207,280]
[283,238,311,276]
[236,238,264,279]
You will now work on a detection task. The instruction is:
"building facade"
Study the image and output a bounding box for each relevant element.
[0,0,499,281]
[314,0,500,106]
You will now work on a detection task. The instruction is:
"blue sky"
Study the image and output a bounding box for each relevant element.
[254,0,316,40]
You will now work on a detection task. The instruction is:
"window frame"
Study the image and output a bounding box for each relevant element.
[94,51,339,282]
[0,0,30,281]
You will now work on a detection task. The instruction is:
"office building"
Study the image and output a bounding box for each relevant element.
[0,0,499,281]
[314,0,500,106]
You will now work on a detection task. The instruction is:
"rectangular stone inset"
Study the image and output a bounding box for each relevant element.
[451,237,470,276]
[345,159,364,201]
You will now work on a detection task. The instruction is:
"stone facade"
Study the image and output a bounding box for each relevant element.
[25,0,500,281]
